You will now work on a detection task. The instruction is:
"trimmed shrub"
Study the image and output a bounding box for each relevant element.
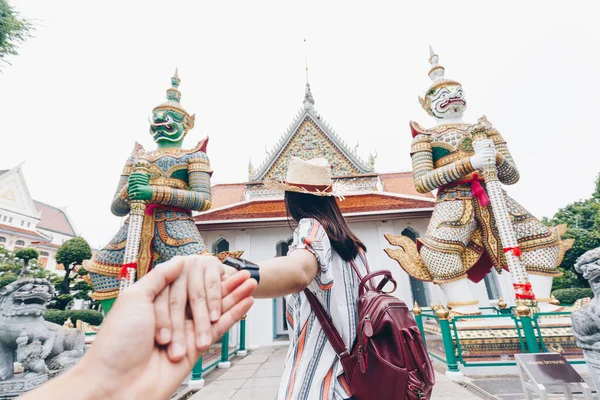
[552,288,594,305]
[43,309,104,326]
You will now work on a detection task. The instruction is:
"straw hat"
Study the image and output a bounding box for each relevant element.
[265,157,336,196]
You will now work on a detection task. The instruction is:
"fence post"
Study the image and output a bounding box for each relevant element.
[436,305,464,382]
[188,357,204,389]
[238,315,248,356]
[412,302,427,347]
[218,331,231,368]
[515,300,540,353]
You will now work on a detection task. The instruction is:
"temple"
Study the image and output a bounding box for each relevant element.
[195,80,439,346]
[0,165,78,272]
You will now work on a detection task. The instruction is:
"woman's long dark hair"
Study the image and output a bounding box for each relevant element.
[284,191,366,261]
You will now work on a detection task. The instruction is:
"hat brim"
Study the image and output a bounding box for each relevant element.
[263,180,336,196]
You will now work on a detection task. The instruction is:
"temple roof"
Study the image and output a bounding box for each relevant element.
[196,192,434,224]
[250,84,373,181]
[34,201,77,236]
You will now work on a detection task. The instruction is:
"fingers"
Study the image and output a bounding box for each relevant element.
[211,297,254,340]
[154,284,172,345]
[222,270,251,297]
[131,257,184,300]
[187,257,212,352]
[167,263,188,362]
[221,276,257,314]
[205,262,223,323]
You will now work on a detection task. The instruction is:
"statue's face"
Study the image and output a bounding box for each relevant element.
[589,273,600,297]
[427,84,467,119]
[150,109,187,143]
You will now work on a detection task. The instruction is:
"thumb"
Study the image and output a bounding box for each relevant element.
[131,256,185,300]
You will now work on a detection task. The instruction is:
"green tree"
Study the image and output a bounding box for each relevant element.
[55,237,92,295]
[0,249,57,288]
[14,247,39,266]
[548,173,600,289]
[0,0,33,68]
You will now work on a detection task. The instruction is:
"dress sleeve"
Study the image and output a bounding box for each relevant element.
[289,218,334,291]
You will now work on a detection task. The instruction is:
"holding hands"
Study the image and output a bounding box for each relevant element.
[23,256,255,400]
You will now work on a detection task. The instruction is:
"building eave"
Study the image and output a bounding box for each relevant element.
[195,207,434,231]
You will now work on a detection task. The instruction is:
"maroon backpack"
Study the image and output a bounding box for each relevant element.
[304,262,435,400]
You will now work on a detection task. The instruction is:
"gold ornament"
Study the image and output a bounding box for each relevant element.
[412,301,423,316]
[435,304,450,320]
[515,300,531,317]
[497,298,507,309]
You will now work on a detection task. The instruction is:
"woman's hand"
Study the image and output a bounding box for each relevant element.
[21,256,256,400]
[128,172,153,201]
[154,256,239,361]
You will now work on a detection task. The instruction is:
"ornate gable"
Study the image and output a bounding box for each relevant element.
[251,85,373,182]
[0,166,40,218]
[264,115,367,180]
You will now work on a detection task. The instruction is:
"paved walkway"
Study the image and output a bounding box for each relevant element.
[191,345,483,400]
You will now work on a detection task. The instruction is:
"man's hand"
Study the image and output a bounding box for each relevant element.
[21,256,256,400]
[153,256,240,361]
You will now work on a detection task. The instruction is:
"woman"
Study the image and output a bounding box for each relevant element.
[157,157,367,400]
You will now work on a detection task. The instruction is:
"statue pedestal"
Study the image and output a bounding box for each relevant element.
[0,374,47,399]
[582,350,600,390]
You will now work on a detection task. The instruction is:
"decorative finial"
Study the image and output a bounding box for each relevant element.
[248,158,255,180]
[427,45,445,82]
[303,39,315,109]
[167,68,182,103]
[63,317,74,329]
[435,303,450,320]
[515,300,531,317]
[304,38,309,84]
[497,298,507,309]
[412,301,422,316]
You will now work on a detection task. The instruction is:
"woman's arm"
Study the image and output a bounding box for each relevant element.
[252,249,319,298]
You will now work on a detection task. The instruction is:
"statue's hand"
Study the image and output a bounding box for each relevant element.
[130,185,153,201]
[128,172,151,200]
[470,139,496,170]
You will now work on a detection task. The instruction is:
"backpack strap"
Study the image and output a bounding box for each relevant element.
[303,289,351,360]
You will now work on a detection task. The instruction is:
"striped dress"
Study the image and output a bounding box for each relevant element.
[278,218,368,400]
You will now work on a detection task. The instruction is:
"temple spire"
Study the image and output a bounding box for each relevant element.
[303,38,315,109]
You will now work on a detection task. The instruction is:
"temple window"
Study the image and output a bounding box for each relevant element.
[212,237,229,254]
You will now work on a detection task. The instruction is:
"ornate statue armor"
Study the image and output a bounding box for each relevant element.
[84,71,212,310]
[385,48,572,313]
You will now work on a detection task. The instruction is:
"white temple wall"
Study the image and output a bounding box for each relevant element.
[199,216,436,347]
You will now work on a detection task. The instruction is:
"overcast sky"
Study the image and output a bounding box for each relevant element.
[1,1,599,248]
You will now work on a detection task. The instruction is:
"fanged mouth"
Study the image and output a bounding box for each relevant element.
[440,98,466,109]
[151,123,176,135]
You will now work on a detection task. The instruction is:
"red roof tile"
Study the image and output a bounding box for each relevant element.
[379,172,434,198]
[34,201,76,236]
[0,223,47,240]
[195,193,433,222]
[210,184,247,210]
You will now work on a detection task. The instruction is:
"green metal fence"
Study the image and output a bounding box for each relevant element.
[413,302,583,373]
[189,315,247,386]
